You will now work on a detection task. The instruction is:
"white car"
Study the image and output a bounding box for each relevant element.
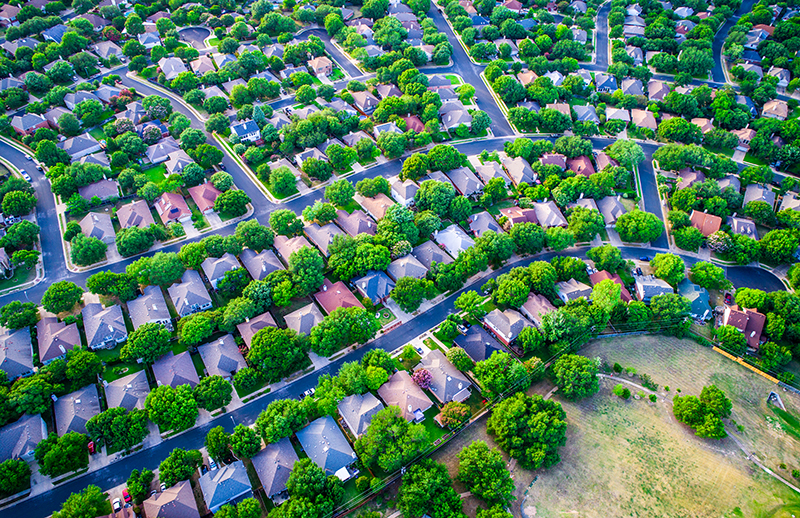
[21,173,31,182]
[209,458,218,471]
[112,498,122,512]
[24,155,32,161]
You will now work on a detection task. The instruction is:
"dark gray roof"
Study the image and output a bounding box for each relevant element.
[251,437,298,498]
[412,240,454,269]
[467,211,503,237]
[387,255,428,281]
[43,24,68,43]
[128,285,171,330]
[55,385,100,436]
[445,167,482,196]
[416,349,471,404]
[231,119,259,138]
[236,312,276,347]
[198,334,247,378]
[200,253,240,284]
[143,480,200,518]
[0,414,46,462]
[37,317,80,363]
[453,326,503,363]
[678,279,711,319]
[199,460,252,513]
[152,351,200,389]
[354,270,395,304]
[79,212,115,243]
[296,416,356,476]
[105,370,150,411]
[168,270,212,317]
[338,392,384,437]
[82,303,127,349]
[284,303,324,336]
[240,248,283,281]
[59,133,101,158]
[0,326,32,379]
[304,222,345,257]
[635,276,673,302]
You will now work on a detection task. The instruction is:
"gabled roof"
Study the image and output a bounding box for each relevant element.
[484,308,529,341]
[315,278,363,314]
[147,136,181,163]
[37,316,80,363]
[416,349,471,404]
[240,248,283,281]
[567,155,595,177]
[360,193,394,220]
[59,133,101,157]
[635,276,673,302]
[231,119,259,138]
[188,182,222,214]
[467,211,503,237]
[296,416,356,475]
[117,199,155,229]
[453,325,503,363]
[573,105,599,124]
[251,437,298,498]
[533,201,567,227]
[154,192,191,224]
[474,160,507,185]
[503,156,535,185]
[105,370,150,411]
[631,108,657,130]
[678,278,711,319]
[143,480,200,518]
[152,351,200,389]
[165,150,194,176]
[743,184,776,207]
[201,253,240,283]
[412,240,454,269]
[0,414,46,462]
[198,334,247,378]
[285,303,324,336]
[94,40,123,59]
[304,222,345,257]
[273,235,312,263]
[128,285,170,330]
[500,206,538,225]
[0,326,32,379]
[354,270,395,304]
[55,384,100,436]
[689,210,722,237]
[433,225,475,258]
[445,166,482,196]
[556,278,592,301]
[79,179,119,201]
[387,254,428,281]
[82,303,126,348]
[377,371,433,422]
[390,177,419,203]
[168,269,212,317]
[335,209,376,237]
[79,212,115,244]
[236,312,277,348]
[338,392,384,437]
[728,216,759,239]
[597,196,626,225]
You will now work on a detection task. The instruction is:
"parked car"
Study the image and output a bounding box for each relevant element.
[35,165,43,172]
[724,292,733,305]
[112,499,122,512]
[302,387,315,398]
[457,324,468,335]
[160,483,166,492]
[24,155,31,161]
[639,256,650,261]
[122,489,131,503]
[88,441,96,454]
[21,172,31,182]
[637,267,643,276]
[209,458,218,471]
[201,464,208,475]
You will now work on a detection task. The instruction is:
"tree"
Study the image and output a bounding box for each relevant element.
[391,277,435,313]
[325,179,355,207]
[12,249,40,269]
[649,253,685,286]
[10,376,53,415]
[145,385,198,432]
[0,458,30,496]
[205,426,230,462]
[689,262,731,290]
[215,189,250,217]
[281,457,344,517]
[455,290,487,320]
[70,234,107,266]
[0,301,38,329]
[650,293,692,337]
[248,327,308,382]
[51,485,109,518]
[673,386,729,440]
[440,400,471,428]
[289,247,324,298]
[269,209,303,236]
[734,288,767,311]
[158,448,202,487]
[65,348,102,388]
[234,220,273,251]
[446,347,474,371]
[509,222,546,255]
[126,468,154,504]
[310,307,380,357]
[761,229,799,264]
[1,191,36,217]
[270,167,296,196]
[230,424,261,459]
[397,459,466,518]
[35,432,89,477]
[674,226,704,252]
[592,279,621,318]
[86,407,149,451]
[3,220,39,248]
[586,244,623,272]
[568,207,605,242]
[545,226,575,251]
[715,324,747,355]
[488,391,567,471]
[615,210,664,243]
[116,226,155,257]
[354,406,427,472]
[121,323,171,363]
[552,354,599,400]
[194,375,233,411]
[457,441,515,506]
[474,351,530,400]
[256,399,307,444]
[41,281,82,314]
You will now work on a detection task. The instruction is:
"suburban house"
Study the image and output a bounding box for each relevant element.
[117,200,156,229]
[305,222,346,257]
[168,270,213,318]
[390,177,419,207]
[520,293,557,328]
[433,225,475,258]
[82,303,127,350]
[154,192,192,225]
[79,179,120,202]
[152,351,200,389]
[597,196,627,227]
[0,415,47,463]
[338,392,385,437]
[416,350,471,404]
[722,305,766,349]
[336,209,376,237]
[315,278,364,315]
[201,253,241,289]
[743,184,776,207]
[634,276,673,302]
[467,211,503,237]
[37,317,80,364]
[188,182,222,214]
[273,235,313,264]
[474,160,508,186]
[453,325,504,363]
[128,285,173,331]
[54,385,100,436]
[94,40,124,61]
[500,206,538,226]
[297,416,358,480]
[147,137,181,164]
[79,212,116,245]
[251,438,299,500]
[231,119,261,143]
[353,270,395,305]
[763,99,789,120]
[198,335,247,380]
[412,240,454,269]
[678,279,712,320]
[10,113,49,136]
[199,461,253,513]
[59,133,102,159]
[377,370,433,423]
[483,308,530,346]
[236,312,277,347]
[555,278,593,303]
[502,156,535,185]
[240,248,284,281]
[0,327,32,380]
[284,303,325,336]
[540,153,567,169]
[532,201,567,227]
[138,31,161,48]
[308,56,333,76]
[689,210,722,237]
[351,90,380,114]
[387,255,428,281]
[567,156,595,177]
[104,370,150,411]
[143,481,200,518]
[360,193,395,220]
[157,57,187,80]
[631,109,657,130]
[446,167,483,196]
[589,270,633,302]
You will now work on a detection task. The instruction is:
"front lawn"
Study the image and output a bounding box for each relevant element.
[0,266,35,293]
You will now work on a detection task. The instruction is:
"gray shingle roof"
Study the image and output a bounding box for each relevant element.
[79,212,115,244]
[284,303,324,336]
[236,312,276,347]
[127,285,171,330]
[198,334,247,378]
[304,222,345,257]
[353,270,395,304]
[251,437,298,498]
[143,480,200,518]
[296,416,356,476]
[445,167,482,196]
[55,384,100,436]
[117,199,156,230]
[168,270,212,317]
[483,308,529,342]
[467,211,503,237]
[200,253,240,286]
[387,255,428,281]
[434,225,475,258]
[199,460,253,513]
[335,209,376,237]
[37,317,80,363]
[82,303,127,349]
[412,240,454,269]
[0,326,32,380]
[240,248,283,281]
[453,326,503,363]
[416,349,471,404]
[105,370,150,411]
[0,414,46,462]
[152,351,200,388]
[338,392,384,437]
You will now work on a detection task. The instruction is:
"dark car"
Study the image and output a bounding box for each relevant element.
[636,267,643,276]
[639,256,650,261]
[201,465,208,475]
[724,293,733,305]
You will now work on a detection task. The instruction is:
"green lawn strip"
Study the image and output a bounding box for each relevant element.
[0,267,34,293]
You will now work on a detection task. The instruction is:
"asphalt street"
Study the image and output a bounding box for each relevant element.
[178,27,212,50]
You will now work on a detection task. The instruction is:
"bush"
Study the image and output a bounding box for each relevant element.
[612,384,630,399]
[649,394,657,403]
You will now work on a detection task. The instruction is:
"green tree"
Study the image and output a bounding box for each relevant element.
[256,398,307,444]
[397,459,466,518]
[35,432,89,477]
[689,261,731,290]
[205,426,230,462]
[269,209,303,236]
[650,293,692,337]
[457,441,515,505]
[122,323,172,363]
[230,424,261,459]
[586,244,623,272]
[214,190,250,217]
[446,347,475,371]
[194,375,233,411]
[126,468,154,504]
[51,485,108,518]
[455,290,487,320]
[289,247,324,297]
[1,190,36,216]
[354,406,427,472]
[70,234,107,266]
[145,385,198,432]
[10,376,53,415]
[248,327,308,382]
[0,301,38,329]
[158,448,202,487]
[615,210,664,242]
[41,281,82,314]
[474,351,530,400]
[0,458,30,496]
[86,407,149,451]
[325,179,355,206]
[391,277,435,313]
[715,324,747,355]
[552,354,599,400]
[649,253,685,286]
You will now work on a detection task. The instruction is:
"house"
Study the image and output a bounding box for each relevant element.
[236,311,277,348]
[138,31,161,49]
[79,179,120,203]
[0,5,20,27]
[543,70,565,86]
[567,155,595,178]
[768,66,790,89]
[304,223,345,257]
[117,101,147,124]
[152,351,200,389]
[338,392,384,437]
[472,161,507,188]
[105,370,150,411]
[77,213,115,248]
[43,24,69,43]
[574,105,599,125]
[377,370,433,423]
[728,216,759,240]
[0,326,32,380]
[168,270,212,318]
[540,153,568,170]
[231,119,261,144]
[416,350,471,405]
[201,253,241,289]
[533,201,567,227]
[678,278,711,320]
[10,113,48,136]
[82,303,127,350]
[743,184,776,207]
[143,481,200,518]
[252,437,299,499]
[147,137,181,164]
[691,118,714,134]
[503,156,535,185]
[453,325,503,363]
[483,308,530,346]
[433,225,475,258]
[631,109,657,130]
[634,276,673,303]
[0,415,47,463]
[626,45,644,66]
[387,255,428,281]
[722,305,766,349]
[94,40,124,61]
[718,175,741,193]
[354,270,395,305]
[94,85,122,105]
[742,63,764,78]
[780,192,800,212]
[375,83,402,99]
[37,317,80,364]
[546,102,571,119]
[595,152,618,172]
[441,108,472,131]
[1,38,37,57]
[198,335,247,380]
[117,200,156,230]
[589,270,632,302]
[154,192,192,225]
[647,79,669,102]
[621,78,644,96]
[342,130,373,148]
[412,240,454,269]
[555,278,592,303]
[594,72,617,93]
[597,196,626,226]
[500,206,538,225]
[55,385,100,436]
[0,76,23,93]
[446,167,482,196]
[674,6,694,17]
[44,106,70,129]
[763,99,789,120]
[297,416,357,479]
[732,128,756,150]
[467,211,503,237]
[190,55,215,76]
[81,153,111,168]
[308,56,333,76]
[240,249,283,282]
[165,150,194,176]
[351,90,380,114]
[315,278,363,315]
[285,303,324,336]
[273,235,313,264]
[689,210,722,237]
[360,193,394,220]
[188,182,222,215]
[335,209,376,237]
[605,107,631,122]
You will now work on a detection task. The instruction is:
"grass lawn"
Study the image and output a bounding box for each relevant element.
[143,164,167,185]
[191,352,206,378]
[375,307,395,326]
[398,349,421,371]
[337,199,361,214]
[0,266,34,293]
[745,152,769,166]
[443,74,463,86]
[207,37,220,48]
[88,127,106,141]
[329,68,345,81]
[703,144,735,158]
[420,406,448,445]
[235,376,270,399]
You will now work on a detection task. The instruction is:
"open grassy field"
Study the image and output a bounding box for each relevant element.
[521,335,800,518]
